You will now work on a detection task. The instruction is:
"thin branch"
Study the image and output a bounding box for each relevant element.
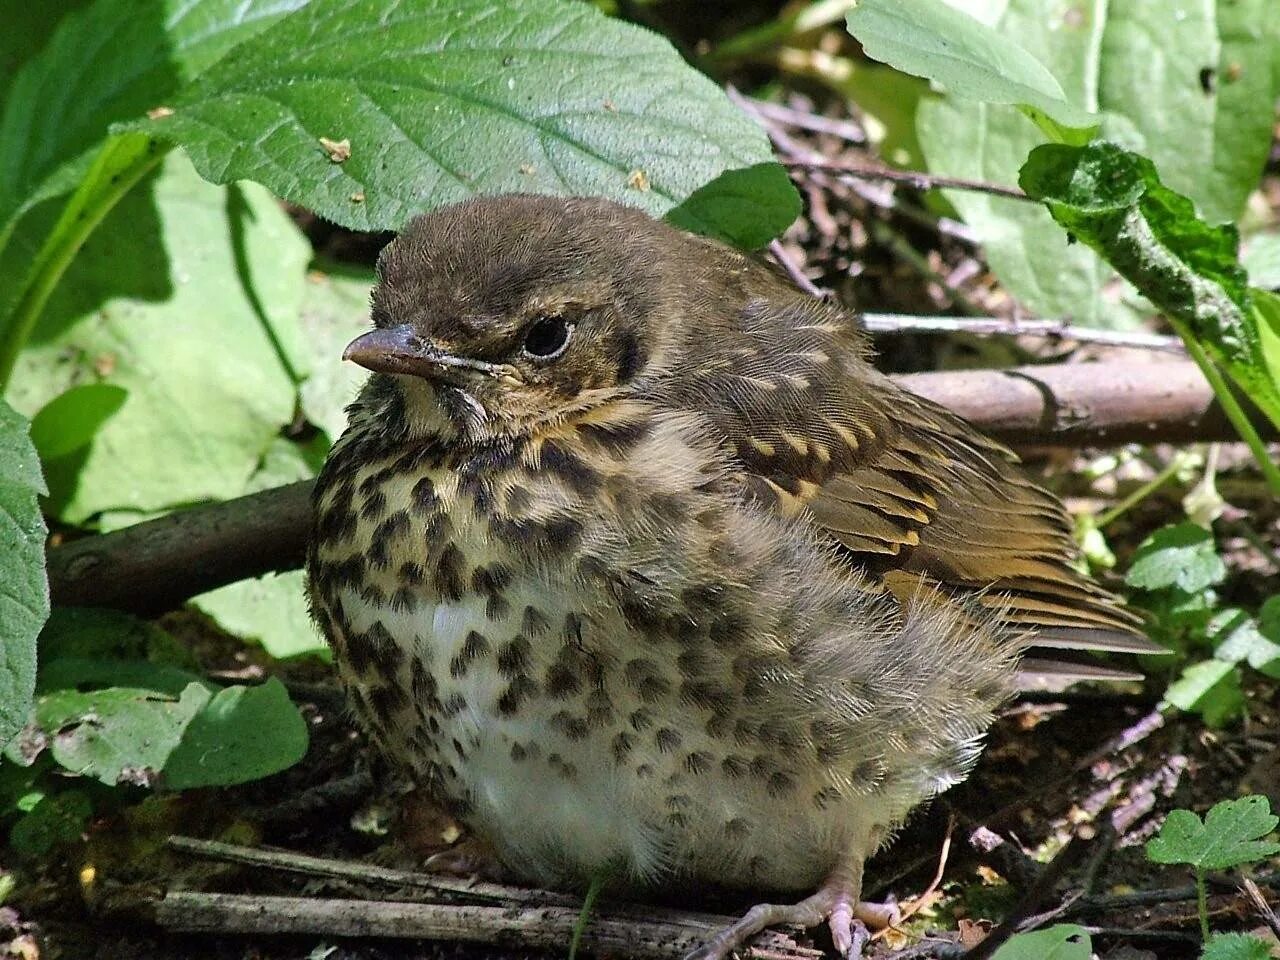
[768,239,829,299]
[780,158,1032,202]
[154,891,823,960]
[48,361,1274,614]
[736,94,867,145]
[1242,877,1280,941]
[860,313,1186,353]
[167,835,568,907]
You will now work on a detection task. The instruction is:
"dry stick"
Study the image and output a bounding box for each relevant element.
[154,891,822,960]
[1063,871,1280,916]
[779,158,1032,202]
[47,361,1272,615]
[861,313,1186,354]
[166,835,573,907]
[1242,878,1280,941]
[737,94,868,144]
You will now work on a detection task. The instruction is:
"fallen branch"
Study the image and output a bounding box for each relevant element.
[48,360,1269,614]
[779,157,1031,202]
[154,891,823,960]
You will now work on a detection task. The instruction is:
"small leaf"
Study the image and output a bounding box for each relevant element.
[846,0,1097,142]
[1210,608,1280,679]
[297,263,376,442]
[162,678,308,789]
[1126,523,1227,593]
[1163,660,1245,727]
[128,0,797,246]
[1200,932,1275,960]
[193,571,329,661]
[991,924,1092,959]
[8,789,91,858]
[0,397,48,749]
[1147,795,1280,871]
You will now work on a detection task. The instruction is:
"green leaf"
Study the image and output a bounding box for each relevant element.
[1200,932,1275,960]
[1244,234,1280,290]
[1147,795,1280,870]
[163,678,308,789]
[4,153,307,524]
[193,571,328,661]
[0,0,308,249]
[1210,608,1280,679]
[128,0,797,247]
[1252,289,1280,397]
[0,398,48,749]
[8,789,91,858]
[1164,659,1244,727]
[28,383,128,461]
[1020,140,1280,429]
[1126,523,1227,593]
[991,924,1092,960]
[665,163,803,250]
[914,0,1279,331]
[845,0,1097,141]
[37,606,194,668]
[36,684,212,787]
[297,262,376,442]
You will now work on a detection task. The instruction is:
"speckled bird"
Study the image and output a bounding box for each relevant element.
[306,195,1157,958]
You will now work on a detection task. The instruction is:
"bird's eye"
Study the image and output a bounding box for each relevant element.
[522,315,574,360]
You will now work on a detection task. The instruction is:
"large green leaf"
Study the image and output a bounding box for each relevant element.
[35,684,211,786]
[1020,141,1280,429]
[0,0,308,250]
[163,678,308,788]
[912,0,1277,330]
[128,0,798,247]
[4,154,308,524]
[296,262,377,442]
[846,0,1097,142]
[0,399,47,749]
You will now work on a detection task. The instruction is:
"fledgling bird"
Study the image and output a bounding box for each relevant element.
[306,195,1157,958]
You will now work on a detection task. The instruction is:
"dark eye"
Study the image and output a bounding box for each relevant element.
[522,315,574,360]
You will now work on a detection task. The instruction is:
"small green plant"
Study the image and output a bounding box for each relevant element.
[1146,795,1280,942]
[1124,522,1280,726]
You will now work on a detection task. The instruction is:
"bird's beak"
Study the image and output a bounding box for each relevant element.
[342,325,503,379]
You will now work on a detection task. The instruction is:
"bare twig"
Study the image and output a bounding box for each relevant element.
[1063,870,1280,915]
[737,94,867,144]
[961,833,1089,960]
[1241,878,1280,941]
[860,313,1186,354]
[167,835,569,907]
[48,364,1272,614]
[780,158,1031,202]
[155,891,822,960]
[768,239,829,299]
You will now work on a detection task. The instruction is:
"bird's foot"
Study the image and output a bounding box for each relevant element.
[687,882,898,960]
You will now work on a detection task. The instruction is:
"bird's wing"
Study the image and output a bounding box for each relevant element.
[673,294,1159,662]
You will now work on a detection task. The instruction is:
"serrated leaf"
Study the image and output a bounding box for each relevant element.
[127,0,798,247]
[1126,522,1227,593]
[845,0,1097,141]
[1020,141,1280,430]
[1147,795,1280,870]
[4,153,306,523]
[991,924,1092,960]
[0,397,48,749]
[0,0,308,249]
[1200,932,1275,960]
[163,678,308,789]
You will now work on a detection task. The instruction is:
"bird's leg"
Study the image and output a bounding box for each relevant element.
[687,856,899,960]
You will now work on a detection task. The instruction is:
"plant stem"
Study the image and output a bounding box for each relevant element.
[0,135,168,389]
[1196,867,1210,941]
[569,874,605,960]
[1182,336,1280,497]
[1096,449,1198,529]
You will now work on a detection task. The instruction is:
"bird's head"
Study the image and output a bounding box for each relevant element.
[344,194,727,444]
